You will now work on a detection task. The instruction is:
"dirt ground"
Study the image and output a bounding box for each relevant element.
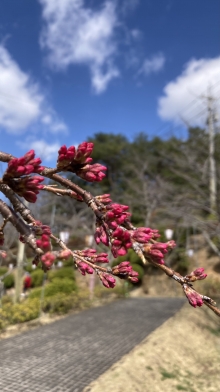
[84,303,220,392]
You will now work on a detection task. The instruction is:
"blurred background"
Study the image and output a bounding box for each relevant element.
[0,0,220,330]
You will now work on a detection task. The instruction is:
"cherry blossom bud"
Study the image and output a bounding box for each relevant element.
[95,253,109,263]
[183,284,203,307]
[95,194,112,204]
[36,234,51,252]
[77,261,94,275]
[193,268,206,277]
[23,191,37,203]
[128,270,139,283]
[41,252,56,270]
[80,249,97,257]
[105,203,131,229]
[95,225,109,246]
[23,149,35,163]
[131,228,153,243]
[186,267,207,282]
[99,272,116,288]
[76,163,107,182]
[112,261,133,275]
[4,151,44,179]
[111,228,132,257]
[57,145,76,165]
[74,142,94,163]
[34,222,51,236]
[58,250,72,260]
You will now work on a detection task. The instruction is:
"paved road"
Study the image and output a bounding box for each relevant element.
[0,297,184,392]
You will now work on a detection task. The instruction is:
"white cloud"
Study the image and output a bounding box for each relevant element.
[0,44,67,134]
[41,111,67,133]
[0,45,42,131]
[158,57,220,126]
[39,0,120,93]
[139,53,165,76]
[18,139,60,162]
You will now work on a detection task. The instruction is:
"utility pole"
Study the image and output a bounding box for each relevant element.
[207,95,217,213]
[14,200,29,303]
[200,90,217,214]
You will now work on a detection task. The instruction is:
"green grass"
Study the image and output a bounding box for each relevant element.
[160,368,176,380]
[176,385,187,391]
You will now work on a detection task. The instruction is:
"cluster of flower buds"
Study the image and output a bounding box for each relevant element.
[57,142,107,182]
[41,252,56,270]
[57,250,72,260]
[74,142,94,164]
[105,203,131,229]
[57,145,76,166]
[9,176,44,203]
[75,249,109,263]
[183,284,203,307]
[95,223,109,246]
[111,227,132,257]
[36,234,51,252]
[77,261,94,275]
[3,150,44,179]
[185,267,207,282]
[76,163,106,182]
[95,194,112,204]
[143,240,176,264]
[98,271,116,288]
[33,221,51,236]
[131,227,160,243]
[112,261,139,283]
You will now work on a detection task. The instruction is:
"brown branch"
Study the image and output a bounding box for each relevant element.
[0,199,42,255]
[0,184,35,224]
[42,185,83,201]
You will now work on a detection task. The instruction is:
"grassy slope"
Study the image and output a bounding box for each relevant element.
[84,303,220,392]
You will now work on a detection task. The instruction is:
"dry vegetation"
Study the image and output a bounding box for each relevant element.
[84,303,220,392]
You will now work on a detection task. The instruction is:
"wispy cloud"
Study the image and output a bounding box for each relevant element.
[121,0,140,16]
[39,0,120,94]
[138,53,165,76]
[158,56,220,126]
[0,44,67,134]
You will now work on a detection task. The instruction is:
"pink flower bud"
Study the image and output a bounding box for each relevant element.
[41,252,56,269]
[23,150,35,163]
[95,225,109,246]
[112,261,133,275]
[59,250,72,260]
[58,145,67,155]
[95,194,112,204]
[129,270,139,283]
[75,142,94,163]
[186,267,207,282]
[36,234,51,252]
[183,284,203,307]
[193,268,205,276]
[23,191,37,203]
[99,272,116,288]
[77,261,94,275]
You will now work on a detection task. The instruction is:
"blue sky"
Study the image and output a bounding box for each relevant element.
[0,0,219,165]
